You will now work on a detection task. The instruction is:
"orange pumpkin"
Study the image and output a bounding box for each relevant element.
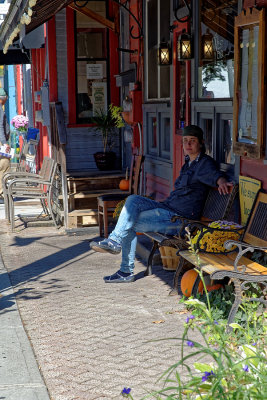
[206,283,223,292]
[181,269,204,297]
[119,179,129,191]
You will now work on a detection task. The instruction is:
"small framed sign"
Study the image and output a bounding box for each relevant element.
[86,64,103,80]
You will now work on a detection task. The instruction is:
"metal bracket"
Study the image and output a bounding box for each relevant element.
[112,0,143,39]
[173,0,192,23]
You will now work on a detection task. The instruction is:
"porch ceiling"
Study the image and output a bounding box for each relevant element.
[25,0,74,33]
[0,0,73,48]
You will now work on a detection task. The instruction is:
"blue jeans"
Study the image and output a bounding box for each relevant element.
[109,195,182,273]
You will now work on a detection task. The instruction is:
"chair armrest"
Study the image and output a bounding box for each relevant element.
[8,177,51,189]
[3,171,41,183]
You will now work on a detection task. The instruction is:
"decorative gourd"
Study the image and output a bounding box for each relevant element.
[181,269,204,297]
[119,167,129,191]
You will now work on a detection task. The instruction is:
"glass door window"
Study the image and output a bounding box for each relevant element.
[75,1,108,123]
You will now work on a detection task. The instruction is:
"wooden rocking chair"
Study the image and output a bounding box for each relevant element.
[97,154,144,237]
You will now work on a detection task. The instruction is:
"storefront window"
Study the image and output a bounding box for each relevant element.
[146,0,170,100]
[75,1,108,123]
[198,0,238,99]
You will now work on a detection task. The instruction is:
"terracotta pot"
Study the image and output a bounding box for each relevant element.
[94,151,117,171]
[122,111,132,125]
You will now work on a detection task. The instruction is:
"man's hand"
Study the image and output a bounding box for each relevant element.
[217,177,233,195]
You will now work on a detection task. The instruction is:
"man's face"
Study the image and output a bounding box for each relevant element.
[182,135,202,157]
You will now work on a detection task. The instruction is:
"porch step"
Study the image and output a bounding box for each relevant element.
[67,209,98,228]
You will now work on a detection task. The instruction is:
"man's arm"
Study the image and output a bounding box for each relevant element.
[217,177,233,195]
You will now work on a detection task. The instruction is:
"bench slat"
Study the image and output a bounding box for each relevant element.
[179,250,267,276]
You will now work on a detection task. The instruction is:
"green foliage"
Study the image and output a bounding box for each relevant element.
[133,297,267,400]
[91,104,124,153]
[122,232,267,400]
[202,61,227,86]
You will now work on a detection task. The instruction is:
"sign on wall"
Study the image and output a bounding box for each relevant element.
[86,64,103,80]
[92,82,107,115]
[239,176,261,225]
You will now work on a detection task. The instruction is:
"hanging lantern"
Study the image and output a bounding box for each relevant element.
[177,31,193,60]
[202,29,214,61]
[158,42,171,65]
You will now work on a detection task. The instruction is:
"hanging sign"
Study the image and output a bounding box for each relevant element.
[86,64,103,80]
[239,176,261,225]
[92,82,107,115]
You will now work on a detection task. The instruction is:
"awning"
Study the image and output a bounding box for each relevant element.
[0,0,73,53]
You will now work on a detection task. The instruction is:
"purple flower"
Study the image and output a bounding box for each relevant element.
[186,315,195,324]
[186,340,194,347]
[201,370,215,382]
[252,343,257,346]
[121,387,131,396]
[214,320,219,325]
[243,365,249,372]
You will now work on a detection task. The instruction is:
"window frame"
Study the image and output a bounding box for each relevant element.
[144,0,171,102]
[74,7,110,124]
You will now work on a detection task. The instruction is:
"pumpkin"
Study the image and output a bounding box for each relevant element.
[119,179,129,191]
[206,283,223,292]
[181,269,204,297]
[119,167,130,191]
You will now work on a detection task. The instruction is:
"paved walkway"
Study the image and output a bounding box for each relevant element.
[0,208,194,400]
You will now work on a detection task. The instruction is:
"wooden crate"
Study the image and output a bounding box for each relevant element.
[68,209,98,228]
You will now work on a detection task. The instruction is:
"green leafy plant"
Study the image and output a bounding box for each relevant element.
[122,231,267,400]
[92,104,125,153]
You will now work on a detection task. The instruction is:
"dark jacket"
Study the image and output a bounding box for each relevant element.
[160,153,224,219]
[0,104,10,145]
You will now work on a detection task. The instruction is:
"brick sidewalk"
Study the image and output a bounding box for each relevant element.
[0,223,193,400]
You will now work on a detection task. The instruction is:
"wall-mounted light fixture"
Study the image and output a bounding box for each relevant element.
[202,29,214,61]
[158,42,171,65]
[177,31,193,60]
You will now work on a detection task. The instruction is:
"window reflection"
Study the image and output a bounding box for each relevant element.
[199,0,238,99]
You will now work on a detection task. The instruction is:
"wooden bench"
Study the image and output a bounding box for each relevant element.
[143,184,239,276]
[178,190,267,325]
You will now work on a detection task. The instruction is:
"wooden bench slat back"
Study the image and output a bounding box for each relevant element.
[128,155,144,195]
[39,157,55,181]
[243,191,267,247]
[201,184,238,222]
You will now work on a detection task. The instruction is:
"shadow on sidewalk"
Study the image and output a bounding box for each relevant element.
[0,234,176,313]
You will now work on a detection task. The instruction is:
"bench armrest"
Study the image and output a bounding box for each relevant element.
[224,240,267,273]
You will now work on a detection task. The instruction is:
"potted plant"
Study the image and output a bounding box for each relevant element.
[92,104,124,171]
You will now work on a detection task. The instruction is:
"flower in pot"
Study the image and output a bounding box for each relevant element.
[92,104,125,171]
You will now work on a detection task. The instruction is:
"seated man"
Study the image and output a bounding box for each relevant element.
[91,125,232,283]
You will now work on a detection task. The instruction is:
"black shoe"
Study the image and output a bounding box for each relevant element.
[90,238,121,255]
[104,270,135,283]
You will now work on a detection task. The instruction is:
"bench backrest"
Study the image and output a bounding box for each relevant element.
[39,157,56,181]
[128,154,144,195]
[243,191,267,247]
[201,184,239,222]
